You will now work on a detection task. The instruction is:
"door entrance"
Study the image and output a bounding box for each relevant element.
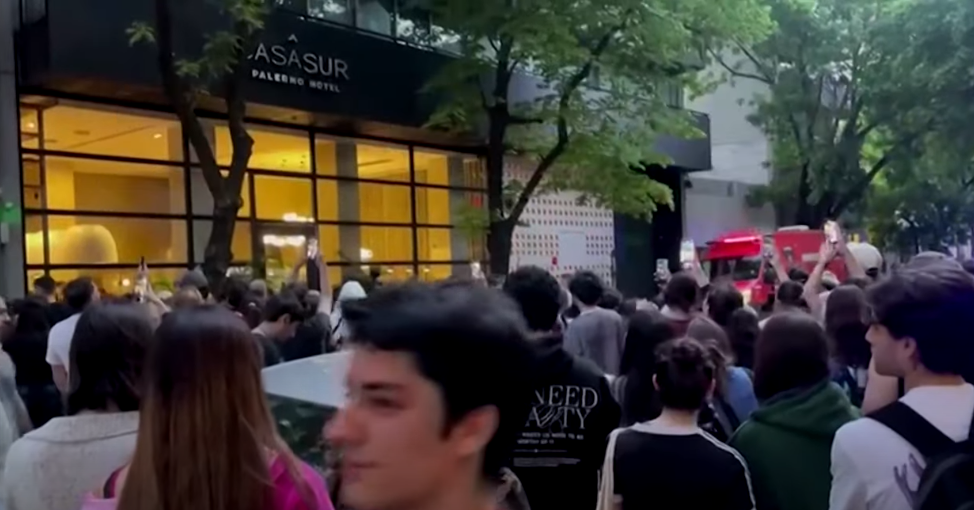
[254,223,318,292]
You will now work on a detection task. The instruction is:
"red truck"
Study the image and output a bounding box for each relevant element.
[700,226,851,308]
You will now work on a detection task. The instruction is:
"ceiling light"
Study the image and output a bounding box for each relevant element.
[26,122,35,129]
[153,133,162,139]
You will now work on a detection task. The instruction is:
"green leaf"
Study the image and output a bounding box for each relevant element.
[126,21,156,46]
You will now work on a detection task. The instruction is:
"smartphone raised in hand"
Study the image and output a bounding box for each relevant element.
[135,256,148,303]
[306,237,320,259]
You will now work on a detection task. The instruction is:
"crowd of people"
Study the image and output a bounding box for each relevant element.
[0,234,970,510]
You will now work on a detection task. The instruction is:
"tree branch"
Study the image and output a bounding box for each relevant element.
[709,49,770,83]
[830,131,924,217]
[507,21,624,224]
[153,0,224,199]
[734,41,775,82]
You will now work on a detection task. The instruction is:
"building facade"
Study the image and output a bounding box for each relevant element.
[1,0,709,298]
[685,57,776,246]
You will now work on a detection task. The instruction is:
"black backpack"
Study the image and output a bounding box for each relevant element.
[869,402,974,510]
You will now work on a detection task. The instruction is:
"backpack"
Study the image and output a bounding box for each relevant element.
[869,402,974,510]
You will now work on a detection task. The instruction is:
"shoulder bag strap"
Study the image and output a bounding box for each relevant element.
[869,401,955,459]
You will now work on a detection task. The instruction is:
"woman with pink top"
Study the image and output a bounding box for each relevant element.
[82,305,334,510]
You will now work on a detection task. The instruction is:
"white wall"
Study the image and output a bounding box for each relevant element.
[684,55,776,244]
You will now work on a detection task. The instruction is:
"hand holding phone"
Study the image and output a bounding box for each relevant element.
[306,237,320,260]
[135,256,148,303]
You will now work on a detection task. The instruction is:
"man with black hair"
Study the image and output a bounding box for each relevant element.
[502,266,620,510]
[661,272,698,337]
[45,277,99,394]
[564,271,626,375]
[830,262,974,510]
[33,275,73,326]
[326,281,537,510]
[251,291,305,367]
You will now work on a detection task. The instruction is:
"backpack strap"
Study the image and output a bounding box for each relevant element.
[869,402,955,459]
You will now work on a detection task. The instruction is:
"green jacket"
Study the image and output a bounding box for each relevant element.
[730,381,859,510]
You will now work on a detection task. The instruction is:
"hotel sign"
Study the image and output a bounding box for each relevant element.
[249,34,349,93]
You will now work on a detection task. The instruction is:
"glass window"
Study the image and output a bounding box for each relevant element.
[413,150,485,188]
[415,187,486,226]
[357,0,394,35]
[254,175,313,221]
[416,228,453,261]
[24,215,44,265]
[370,264,415,282]
[396,0,432,45]
[189,169,251,217]
[308,0,351,24]
[360,226,413,262]
[22,156,42,209]
[42,215,188,265]
[317,225,341,263]
[41,102,182,161]
[356,143,409,182]
[359,183,412,223]
[316,179,338,221]
[418,264,456,281]
[19,106,39,149]
[45,267,187,297]
[314,136,338,177]
[43,157,185,215]
[216,124,311,173]
[192,220,253,263]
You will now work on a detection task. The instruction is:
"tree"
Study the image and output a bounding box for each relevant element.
[128,0,268,288]
[722,0,965,228]
[425,0,772,275]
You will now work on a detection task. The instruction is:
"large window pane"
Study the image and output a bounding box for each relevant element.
[308,0,351,24]
[215,125,311,173]
[413,150,485,188]
[360,226,413,262]
[317,225,341,263]
[418,264,455,281]
[43,157,185,215]
[416,228,452,261]
[189,169,251,217]
[19,106,39,149]
[43,215,188,264]
[314,136,338,177]
[396,0,432,45]
[415,187,486,226]
[357,143,409,182]
[254,175,313,221]
[24,215,44,265]
[22,156,42,209]
[41,101,182,161]
[316,179,338,221]
[359,183,411,223]
[45,267,186,298]
[192,220,253,263]
[357,0,394,35]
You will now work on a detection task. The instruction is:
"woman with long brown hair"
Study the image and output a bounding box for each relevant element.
[82,306,333,510]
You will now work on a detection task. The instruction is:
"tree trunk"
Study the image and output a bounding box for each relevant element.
[201,197,240,291]
[488,218,515,277]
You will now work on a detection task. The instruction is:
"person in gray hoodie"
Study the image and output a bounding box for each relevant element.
[2,303,151,510]
[564,271,626,375]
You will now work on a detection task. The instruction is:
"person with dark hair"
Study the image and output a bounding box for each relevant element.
[175,268,210,301]
[32,275,72,326]
[326,282,537,510]
[45,277,100,395]
[4,298,60,427]
[599,288,624,311]
[687,317,758,439]
[564,271,626,375]
[3,303,150,510]
[726,308,759,370]
[83,306,332,510]
[614,310,675,425]
[730,313,858,510]
[502,266,619,510]
[706,283,744,328]
[825,285,871,406]
[252,291,305,367]
[597,337,755,510]
[661,272,698,337]
[831,263,974,510]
